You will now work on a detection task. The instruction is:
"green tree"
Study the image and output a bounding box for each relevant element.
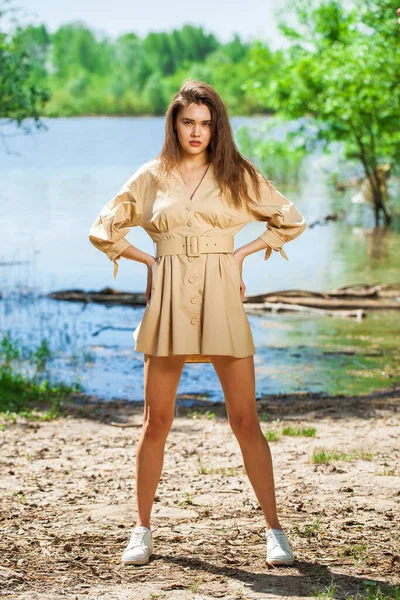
[51,22,114,80]
[238,41,285,113]
[0,0,50,140]
[143,25,219,76]
[142,71,168,114]
[15,24,50,85]
[250,0,400,225]
[222,33,250,62]
[113,33,152,92]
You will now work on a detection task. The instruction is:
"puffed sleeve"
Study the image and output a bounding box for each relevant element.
[88,173,143,279]
[249,174,307,261]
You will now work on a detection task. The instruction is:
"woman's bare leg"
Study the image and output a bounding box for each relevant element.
[210,354,281,530]
[135,354,186,528]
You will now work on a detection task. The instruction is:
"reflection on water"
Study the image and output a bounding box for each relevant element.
[1,117,399,401]
[365,226,393,262]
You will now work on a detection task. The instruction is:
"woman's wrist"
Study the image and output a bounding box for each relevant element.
[145,255,156,268]
[233,248,247,261]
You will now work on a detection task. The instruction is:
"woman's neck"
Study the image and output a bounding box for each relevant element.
[177,151,211,171]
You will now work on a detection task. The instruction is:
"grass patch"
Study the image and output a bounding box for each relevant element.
[197,459,240,476]
[178,491,194,506]
[312,582,336,599]
[233,588,248,599]
[360,582,400,600]
[312,582,400,599]
[282,425,316,438]
[338,542,368,562]
[259,412,271,422]
[376,467,396,476]
[188,575,205,593]
[264,430,281,442]
[311,447,374,464]
[189,410,215,420]
[294,518,321,538]
[0,332,81,426]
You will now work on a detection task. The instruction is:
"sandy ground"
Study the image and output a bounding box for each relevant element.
[0,388,399,600]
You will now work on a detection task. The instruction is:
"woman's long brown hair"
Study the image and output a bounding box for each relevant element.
[155,79,272,214]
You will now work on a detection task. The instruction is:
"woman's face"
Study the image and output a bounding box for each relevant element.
[175,103,212,159]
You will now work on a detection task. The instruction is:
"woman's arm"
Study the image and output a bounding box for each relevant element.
[118,244,155,303]
[234,237,271,262]
[232,238,272,300]
[88,170,155,279]
[239,174,306,262]
[231,175,306,299]
[119,244,155,268]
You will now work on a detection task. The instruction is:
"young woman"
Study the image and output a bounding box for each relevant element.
[88,80,306,567]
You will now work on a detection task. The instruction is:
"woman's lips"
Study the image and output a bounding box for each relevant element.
[190,141,201,146]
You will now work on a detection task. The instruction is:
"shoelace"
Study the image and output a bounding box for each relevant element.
[267,530,291,553]
[127,529,149,550]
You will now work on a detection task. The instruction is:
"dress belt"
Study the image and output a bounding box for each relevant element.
[155,235,234,258]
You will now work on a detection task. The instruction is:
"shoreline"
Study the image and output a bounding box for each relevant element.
[64,384,400,422]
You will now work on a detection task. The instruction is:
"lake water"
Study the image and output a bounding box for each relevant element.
[1,117,399,401]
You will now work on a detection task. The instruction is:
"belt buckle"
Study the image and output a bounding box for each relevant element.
[186,235,200,257]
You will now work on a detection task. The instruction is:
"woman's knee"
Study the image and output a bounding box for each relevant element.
[228,411,262,438]
[142,413,174,440]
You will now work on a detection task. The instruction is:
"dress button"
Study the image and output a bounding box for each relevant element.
[186,205,192,210]
[188,276,196,283]
[191,317,197,325]
[190,297,197,304]
[188,257,194,262]
[187,220,193,226]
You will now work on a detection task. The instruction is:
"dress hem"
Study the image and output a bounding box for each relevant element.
[134,348,256,359]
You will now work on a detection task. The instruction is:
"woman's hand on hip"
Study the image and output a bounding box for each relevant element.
[233,250,246,300]
[146,258,156,303]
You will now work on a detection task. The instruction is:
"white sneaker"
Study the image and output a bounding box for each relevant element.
[121,525,153,565]
[266,528,294,566]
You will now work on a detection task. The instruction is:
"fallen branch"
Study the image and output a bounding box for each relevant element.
[244,302,365,320]
[245,296,399,310]
[48,287,146,306]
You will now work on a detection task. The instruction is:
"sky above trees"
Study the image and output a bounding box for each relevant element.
[3,0,287,46]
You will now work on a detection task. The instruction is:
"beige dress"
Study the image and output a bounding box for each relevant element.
[88,158,306,360]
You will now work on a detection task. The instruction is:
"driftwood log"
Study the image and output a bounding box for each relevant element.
[47,283,400,319]
[244,302,365,321]
[48,287,148,306]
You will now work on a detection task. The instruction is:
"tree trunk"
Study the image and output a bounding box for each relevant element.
[370,168,391,226]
